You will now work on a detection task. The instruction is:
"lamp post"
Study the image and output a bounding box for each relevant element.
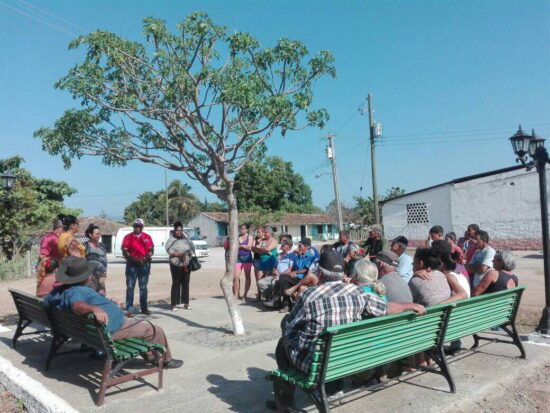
[509,125,550,335]
[1,171,16,199]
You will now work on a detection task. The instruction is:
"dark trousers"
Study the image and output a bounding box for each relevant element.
[125,262,150,312]
[275,274,300,296]
[170,264,190,306]
[274,338,343,407]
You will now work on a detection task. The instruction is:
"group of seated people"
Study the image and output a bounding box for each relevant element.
[264,224,520,411]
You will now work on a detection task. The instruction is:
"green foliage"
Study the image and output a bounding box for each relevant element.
[0,157,80,260]
[123,179,200,225]
[353,187,406,225]
[34,12,335,203]
[0,245,39,281]
[234,156,316,213]
[200,198,228,212]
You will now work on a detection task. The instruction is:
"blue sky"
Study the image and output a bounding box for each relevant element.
[1,0,549,220]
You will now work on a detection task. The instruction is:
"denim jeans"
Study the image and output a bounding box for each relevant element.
[125,262,151,312]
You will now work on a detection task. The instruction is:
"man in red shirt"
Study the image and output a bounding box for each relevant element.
[122,219,154,315]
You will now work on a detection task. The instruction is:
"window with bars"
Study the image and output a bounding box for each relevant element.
[406,203,429,224]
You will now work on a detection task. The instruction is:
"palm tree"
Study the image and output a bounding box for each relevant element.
[166,180,200,224]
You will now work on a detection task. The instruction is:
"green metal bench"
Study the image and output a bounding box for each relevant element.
[267,303,456,413]
[445,285,526,358]
[46,306,165,406]
[9,289,51,349]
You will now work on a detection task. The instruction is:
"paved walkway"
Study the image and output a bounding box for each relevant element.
[0,248,548,411]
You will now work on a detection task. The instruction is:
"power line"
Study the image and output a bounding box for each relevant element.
[15,0,89,32]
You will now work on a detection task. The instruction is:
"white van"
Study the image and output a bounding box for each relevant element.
[113,226,209,261]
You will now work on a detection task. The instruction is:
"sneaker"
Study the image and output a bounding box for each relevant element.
[176,303,185,308]
[263,297,281,309]
[327,390,344,406]
[124,311,135,318]
[171,307,178,312]
[163,359,184,369]
[141,309,152,316]
[183,304,192,310]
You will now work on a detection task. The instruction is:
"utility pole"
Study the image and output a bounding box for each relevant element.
[165,170,169,226]
[327,134,344,231]
[367,94,380,224]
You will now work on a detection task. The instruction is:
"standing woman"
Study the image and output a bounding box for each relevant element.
[234,224,254,300]
[166,221,193,311]
[84,223,108,296]
[252,226,265,300]
[58,215,85,260]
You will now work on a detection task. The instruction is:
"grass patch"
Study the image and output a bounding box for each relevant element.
[0,246,38,282]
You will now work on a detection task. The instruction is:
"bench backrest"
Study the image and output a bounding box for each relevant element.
[444,285,526,342]
[47,306,112,352]
[318,303,454,383]
[9,289,51,328]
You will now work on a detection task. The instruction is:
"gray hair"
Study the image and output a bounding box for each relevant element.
[495,250,516,271]
[353,258,386,296]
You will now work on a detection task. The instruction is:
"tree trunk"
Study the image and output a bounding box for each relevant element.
[219,191,245,335]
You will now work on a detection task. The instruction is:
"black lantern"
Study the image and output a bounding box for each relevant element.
[509,125,532,163]
[1,171,16,195]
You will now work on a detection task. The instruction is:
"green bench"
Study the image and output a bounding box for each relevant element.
[9,289,51,349]
[268,303,456,413]
[46,306,166,406]
[445,285,526,358]
[267,286,527,412]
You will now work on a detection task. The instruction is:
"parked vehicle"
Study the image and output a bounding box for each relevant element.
[113,227,209,261]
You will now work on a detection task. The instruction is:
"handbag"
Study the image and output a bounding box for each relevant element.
[189,255,201,272]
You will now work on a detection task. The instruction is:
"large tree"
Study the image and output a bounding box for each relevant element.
[0,156,80,260]
[234,156,316,213]
[34,12,335,334]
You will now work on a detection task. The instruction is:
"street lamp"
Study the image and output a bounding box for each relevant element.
[509,125,550,335]
[1,171,16,198]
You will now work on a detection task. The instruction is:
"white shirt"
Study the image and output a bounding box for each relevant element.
[471,246,496,287]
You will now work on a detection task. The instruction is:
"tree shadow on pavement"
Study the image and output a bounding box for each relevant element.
[206,367,273,412]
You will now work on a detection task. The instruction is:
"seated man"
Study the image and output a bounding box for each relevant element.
[266,250,425,411]
[390,236,413,283]
[43,256,183,369]
[362,224,388,256]
[373,250,413,303]
[467,230,496,287]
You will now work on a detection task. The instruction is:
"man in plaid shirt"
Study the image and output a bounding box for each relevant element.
[268,249,425,412]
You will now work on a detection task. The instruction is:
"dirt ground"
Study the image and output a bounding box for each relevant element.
[0,384,25,413]
[451,363,550,413]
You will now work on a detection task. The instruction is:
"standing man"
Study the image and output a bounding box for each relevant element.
[425,225,444,247]
[467,230,496,288]
[122,219,154,316]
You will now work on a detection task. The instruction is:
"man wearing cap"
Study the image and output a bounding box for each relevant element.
[43,256,183,369]
[362,224,388,256]
[267,250,425,411]
[390,236,413,283]
[373,250,413,303]
[122,219,154,315]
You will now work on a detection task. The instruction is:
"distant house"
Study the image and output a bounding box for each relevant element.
[76,216,125,253]
[382,165,546,250]
[188,212,337,246]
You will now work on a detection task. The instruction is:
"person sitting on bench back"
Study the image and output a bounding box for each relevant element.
[43,256,183,369]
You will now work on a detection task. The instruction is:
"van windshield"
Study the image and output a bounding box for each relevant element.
[183,228,201,240]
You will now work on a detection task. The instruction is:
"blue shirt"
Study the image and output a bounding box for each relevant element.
[43,285,125,334]
[397,253,414,283]
[293,250,316,280]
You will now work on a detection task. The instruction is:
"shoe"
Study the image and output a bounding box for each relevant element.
[171,307,177,312]
[125,311,135,318]
[327,390,344,406]
[163,359,184,369]
[183,304,192,310]
[141,309,152,316]
[263,297,281,309]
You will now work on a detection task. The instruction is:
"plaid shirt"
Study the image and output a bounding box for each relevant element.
[283,281,387,373]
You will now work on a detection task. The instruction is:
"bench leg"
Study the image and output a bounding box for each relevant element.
[430,347,456,394]
[470,333,481,350]
[12,319,31,349]
[45,335,66,371]
[318,383,330,413]
[97,359,112,407]
[501,325,527,359]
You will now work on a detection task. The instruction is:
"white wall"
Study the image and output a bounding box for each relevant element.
[188,214,221,246]
[383,184,452,242]
[450,168,550,245]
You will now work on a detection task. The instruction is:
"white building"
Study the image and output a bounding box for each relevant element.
[188,212,337,246]
[382,165,547,250]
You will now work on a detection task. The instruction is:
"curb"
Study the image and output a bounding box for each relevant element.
[0,355,79,413]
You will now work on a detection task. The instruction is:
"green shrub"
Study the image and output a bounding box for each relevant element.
[0,245,39,282]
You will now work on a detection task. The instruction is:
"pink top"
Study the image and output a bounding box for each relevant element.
[40,231,61,261]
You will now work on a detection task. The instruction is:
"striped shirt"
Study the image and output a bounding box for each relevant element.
[283,281,387,373]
